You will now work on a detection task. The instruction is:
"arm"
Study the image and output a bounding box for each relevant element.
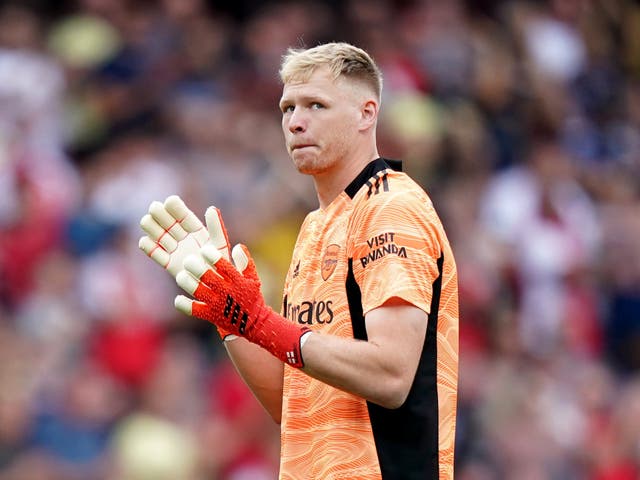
[176,245,428,411]
[301,297,427,409]
[224,338,284,423]
[227,299,425,419]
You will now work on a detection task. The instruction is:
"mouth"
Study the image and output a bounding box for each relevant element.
[291,144,316,152]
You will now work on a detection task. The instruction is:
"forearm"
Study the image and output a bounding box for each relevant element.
[227,331,406,416]
[301,303,427,409]
[225,338,284,423]
[301,334,413,409]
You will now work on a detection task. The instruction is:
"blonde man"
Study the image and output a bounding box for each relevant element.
[141,42,459,479]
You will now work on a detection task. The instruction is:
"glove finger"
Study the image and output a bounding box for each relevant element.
[140,214,178,252]
[164,196,208,244]
[199,245,240,282]
[176,267,218,303]
[234,244,259,281]
[139,235,171,268]
[149,200,190,243]
[205,206,231,260]
[176,269,200,295]
[175,295,220,325]
[190,298,217,322]
[231,244,249,274]
[200,244,223,267]
[175,294,197,316]
[182,252,222,281]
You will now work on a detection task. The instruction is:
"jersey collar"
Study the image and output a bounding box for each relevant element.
[344,157,402,199]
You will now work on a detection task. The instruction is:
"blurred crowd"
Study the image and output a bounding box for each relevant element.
[0,0,639,478]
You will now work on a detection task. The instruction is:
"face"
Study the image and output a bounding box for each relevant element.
[279,67,365,176]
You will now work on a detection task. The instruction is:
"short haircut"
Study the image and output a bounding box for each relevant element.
[279,42,383,100]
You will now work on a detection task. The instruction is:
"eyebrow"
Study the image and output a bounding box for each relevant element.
[279,92,332,109]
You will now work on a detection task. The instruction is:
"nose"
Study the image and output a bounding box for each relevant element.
[287,108,306,134]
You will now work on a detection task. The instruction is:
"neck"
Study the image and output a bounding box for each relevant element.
[313,148,380,209]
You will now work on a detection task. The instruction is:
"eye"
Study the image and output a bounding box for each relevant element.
[310,102,324,110]
[281,105,294,114]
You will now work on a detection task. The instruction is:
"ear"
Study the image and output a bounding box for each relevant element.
[358,98,379,131]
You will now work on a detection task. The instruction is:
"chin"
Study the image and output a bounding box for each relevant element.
[294,162,319,175]
[291,152,323,175]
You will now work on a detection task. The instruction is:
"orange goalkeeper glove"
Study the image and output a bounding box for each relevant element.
[175,244,310,368]
[138,195,236,341]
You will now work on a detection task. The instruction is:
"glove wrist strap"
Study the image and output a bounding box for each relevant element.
[249,305,309,368]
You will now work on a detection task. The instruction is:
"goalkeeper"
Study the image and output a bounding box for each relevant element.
[140,42,459,480]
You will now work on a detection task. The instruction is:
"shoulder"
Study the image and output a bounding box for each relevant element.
[351,169,434,219]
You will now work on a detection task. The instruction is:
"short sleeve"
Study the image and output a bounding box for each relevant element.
[349,187,443,315]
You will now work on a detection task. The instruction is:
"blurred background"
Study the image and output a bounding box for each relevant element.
[0,0,639,478]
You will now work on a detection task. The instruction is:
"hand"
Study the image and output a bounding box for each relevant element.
[138,195,236,340]
[175,244,309,367]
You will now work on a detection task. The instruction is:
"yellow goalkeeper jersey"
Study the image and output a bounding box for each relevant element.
[279,158,459,480]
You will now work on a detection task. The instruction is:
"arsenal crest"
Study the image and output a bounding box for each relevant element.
[321,244,340,281]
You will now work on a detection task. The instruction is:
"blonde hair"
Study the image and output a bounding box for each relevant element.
[279,42,383,100]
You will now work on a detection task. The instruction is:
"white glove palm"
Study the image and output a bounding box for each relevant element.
[139,195,230,278]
